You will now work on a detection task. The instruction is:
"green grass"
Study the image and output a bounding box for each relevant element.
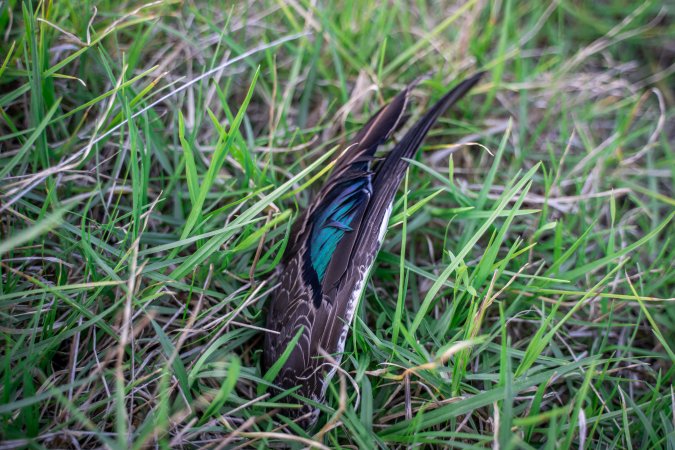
[0,0,673,448]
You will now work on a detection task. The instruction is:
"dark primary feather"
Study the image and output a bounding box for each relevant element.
[263,73,484,424]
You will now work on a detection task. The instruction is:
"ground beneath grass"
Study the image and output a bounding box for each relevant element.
[0,1,673,448]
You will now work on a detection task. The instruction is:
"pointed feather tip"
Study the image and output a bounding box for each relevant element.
[467,70,487,83]
[413,71,484,122]
[407,71,434,91]
[369,70,486,181]
[463,70,486,89]
[405,70,484,97]
[443,71,486,101]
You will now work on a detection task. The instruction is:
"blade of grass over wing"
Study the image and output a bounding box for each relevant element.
[259,326,305,397]
[392,170,410,345]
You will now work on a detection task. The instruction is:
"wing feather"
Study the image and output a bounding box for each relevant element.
[263,73,484,422]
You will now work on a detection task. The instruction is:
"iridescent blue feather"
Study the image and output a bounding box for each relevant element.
[306,164,372,305]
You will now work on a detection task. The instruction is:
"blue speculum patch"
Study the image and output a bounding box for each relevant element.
[309,177,370,284]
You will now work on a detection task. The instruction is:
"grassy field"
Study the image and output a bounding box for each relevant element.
[0,0,673,448]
